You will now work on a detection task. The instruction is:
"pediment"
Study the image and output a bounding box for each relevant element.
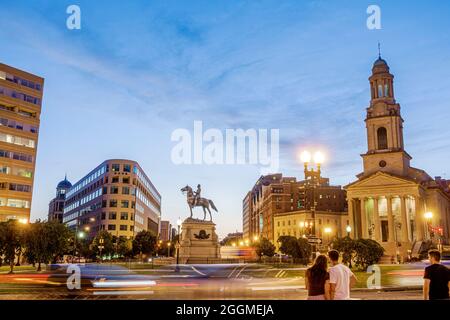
[346,171,418,190]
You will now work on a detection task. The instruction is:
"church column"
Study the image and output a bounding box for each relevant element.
[360,198,368,239]
[373,197,381,241]
[387,196,395,242]
[400,196,409,242]
[348,198,355,238]
[415,197,424,241]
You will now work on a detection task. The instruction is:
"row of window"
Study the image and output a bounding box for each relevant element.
[111,163,131,173]
[0,132,35,148]
[66,165,107,198]
[104,186,131,195]
[0,198,30,208]
[0,85,41,105]
[0,103,37,119]
[0,149,33,162]
[103,199,130,209]
[0,117,38,134]
[106,224,132,231]
[136,189,160,215]
[0,70,42,91]
[64,188,102,213]
[0,165,33,178]
[101,211,132,220]
[134,166,161,204]
[0,182,31,192]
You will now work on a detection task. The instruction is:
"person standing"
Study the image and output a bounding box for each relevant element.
[328,250,357,300]
[423,249,450,300]
[305,254,330,300]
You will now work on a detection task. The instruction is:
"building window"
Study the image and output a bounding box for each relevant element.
[123,177,130,184]
[121,200,129,208]
[112,177,119,183]
[377,127,388,150]
[109,200,117,207]
[378,84,383,98]
[101,212,106,220]
[110,186,119,194]
[122,186,130,195]
[120,225,127,231]
[384,84,390,97]
[123,164,131,173]
[108,212,117,220]
[108,224,116,231]
[112,164,120,172]
[120,212,128,220]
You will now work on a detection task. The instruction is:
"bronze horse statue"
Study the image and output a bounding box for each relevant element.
[181,185,218,221]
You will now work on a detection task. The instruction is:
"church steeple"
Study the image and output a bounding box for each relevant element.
[362,53,411,177]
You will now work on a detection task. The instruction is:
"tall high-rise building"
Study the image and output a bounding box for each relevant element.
[159,220,171,241]
[63,159,161,239]
[0,63,43,222]
[48,176,72,223]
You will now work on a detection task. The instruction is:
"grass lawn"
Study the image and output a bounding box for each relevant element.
[0,265,37,274]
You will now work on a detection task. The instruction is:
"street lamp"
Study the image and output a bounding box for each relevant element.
[299,221,305,237]
[324,227,332,246]
[424,211,433,240]
[346,225,352,238]
[167,242,171,258]
[176,218,182,271]
[253,235,259,242]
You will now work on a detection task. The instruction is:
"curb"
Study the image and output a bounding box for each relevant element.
[352,286,421,292]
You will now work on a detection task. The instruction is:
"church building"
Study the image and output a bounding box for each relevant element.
[345,55,450,260]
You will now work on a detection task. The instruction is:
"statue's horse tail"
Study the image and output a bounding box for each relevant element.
[208,200,218,212]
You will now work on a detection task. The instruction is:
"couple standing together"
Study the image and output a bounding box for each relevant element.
[305,250,357,300]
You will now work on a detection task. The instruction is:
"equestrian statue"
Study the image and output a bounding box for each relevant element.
[180,184,218,221]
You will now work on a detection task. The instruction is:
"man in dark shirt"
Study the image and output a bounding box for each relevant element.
[423,249,450,300]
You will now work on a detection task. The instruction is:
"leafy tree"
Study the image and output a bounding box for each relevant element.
[255,238,276,258]
[91,231,115,259]
[132,230,157,260]
[277,236,311,264]
[117,237,133,258]
[0,220,23,273]
[331,236,355,266]
[45,221,72,263]
[353,239,384,270]
[23,221,51,271]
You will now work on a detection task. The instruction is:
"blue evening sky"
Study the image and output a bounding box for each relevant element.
[1,0,449,238]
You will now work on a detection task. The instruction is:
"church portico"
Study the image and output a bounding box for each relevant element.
[345,54,450,261]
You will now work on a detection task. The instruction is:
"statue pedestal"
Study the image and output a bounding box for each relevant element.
[179,218,221,264]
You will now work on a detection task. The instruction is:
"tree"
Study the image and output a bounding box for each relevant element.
[132,230,157,260]
[255,238,276,258]
[117,237,133,258]
[0,220,23,273]
[353,239,384,270]
[278,236,311,264]
[45,221,72,263]
[331,236,355,266]
[23,221,51,271]
[91,231,115,259]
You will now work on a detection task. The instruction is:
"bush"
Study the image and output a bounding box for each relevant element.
[277,236,311,264]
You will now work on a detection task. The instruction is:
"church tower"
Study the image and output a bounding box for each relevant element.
[361,54,412,177]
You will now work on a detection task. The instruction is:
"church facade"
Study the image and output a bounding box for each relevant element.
[345,56,450,260]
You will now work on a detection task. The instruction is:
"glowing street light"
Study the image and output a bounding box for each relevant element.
[18,218,28,224]
[78,231,85,239]
[253,235,259,242]
[424,212,433,220]
[232,242,236,247]
[346,225,352,237]
[313,151,325,165]
[300,150,311,164]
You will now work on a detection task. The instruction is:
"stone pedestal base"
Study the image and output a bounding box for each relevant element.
[178,218,221,264]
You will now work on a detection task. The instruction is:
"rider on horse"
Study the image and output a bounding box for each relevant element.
[194,184,201,206]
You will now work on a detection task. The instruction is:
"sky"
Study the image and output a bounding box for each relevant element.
[1,0,450,239]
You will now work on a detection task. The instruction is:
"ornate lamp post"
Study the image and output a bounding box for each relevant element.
[424,211,433,240]
[175,218,182,271]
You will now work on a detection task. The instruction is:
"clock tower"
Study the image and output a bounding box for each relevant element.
[361,55,412,177]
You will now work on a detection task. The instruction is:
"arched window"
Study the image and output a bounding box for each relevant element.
[378,85,383,98]
[377,127,388,149]
[384,84,389,97]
